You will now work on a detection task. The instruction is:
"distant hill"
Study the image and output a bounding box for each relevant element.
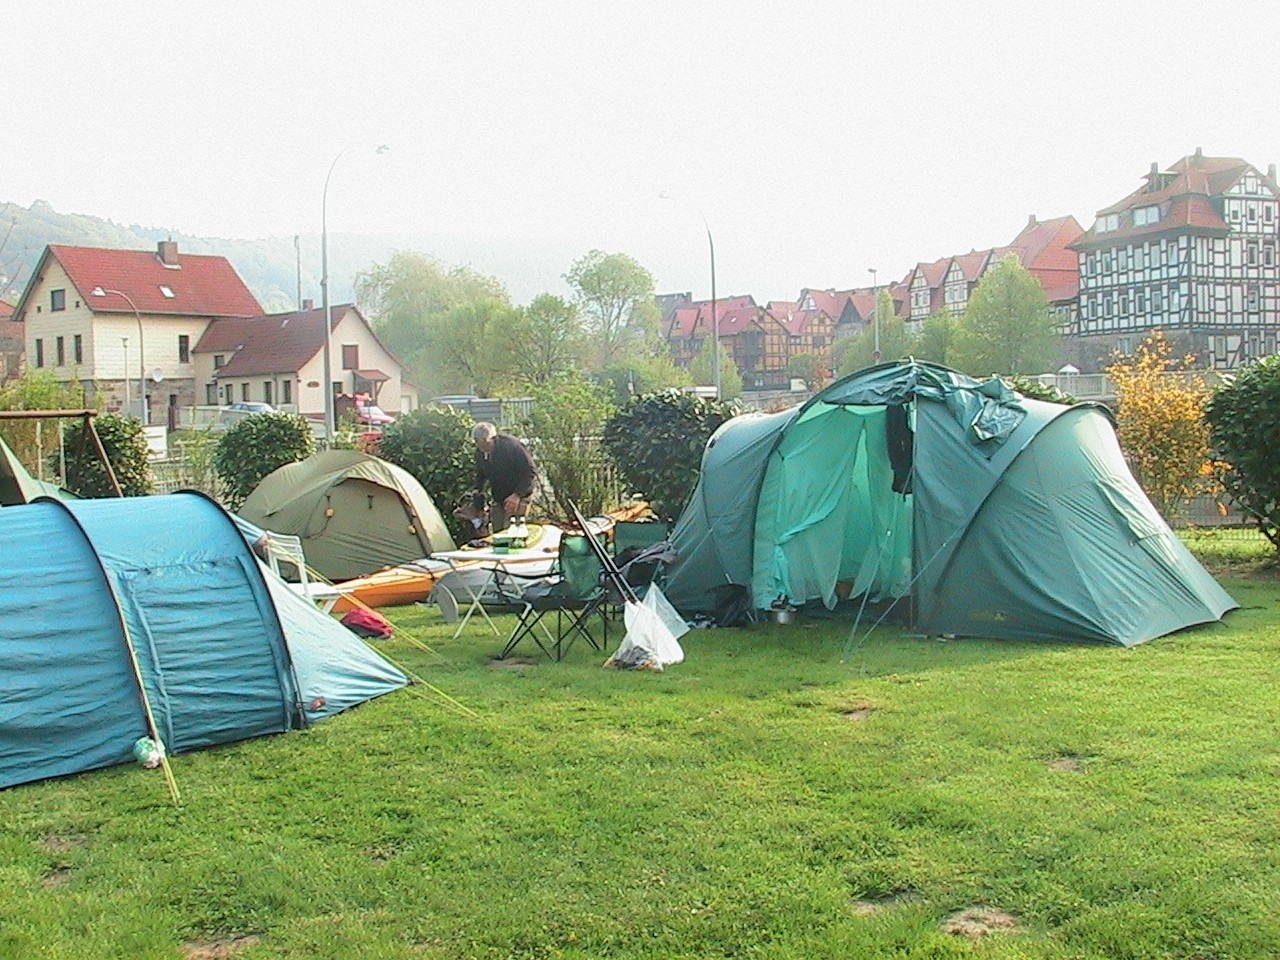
[0,199,583,312]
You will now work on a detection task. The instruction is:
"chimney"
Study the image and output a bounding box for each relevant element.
[302,298,314,311]
[1194,146,1203,159]
[157,239,179,266]
[1269,164,1277,183]
[1028,214,1037,226]
[1150,161,1159,176]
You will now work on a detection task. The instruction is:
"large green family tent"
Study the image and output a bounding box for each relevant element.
[664,361,1236,647]
[0,492,408,790]
[239,450,455,581]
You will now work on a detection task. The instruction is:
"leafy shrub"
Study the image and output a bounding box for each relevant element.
[1006,374,1077,405]
[377,405,475,541]
[61,413,153,498]
[1106,331,1212,518]
[602,389,740,522]
[1205,354,1280,552]
[213,413,314,510]
[525,373,616,519]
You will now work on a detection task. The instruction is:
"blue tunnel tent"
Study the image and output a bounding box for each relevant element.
[0,492,408,790]
[663,361,1237,647]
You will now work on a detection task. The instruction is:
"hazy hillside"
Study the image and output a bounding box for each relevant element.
[0,199,583,311]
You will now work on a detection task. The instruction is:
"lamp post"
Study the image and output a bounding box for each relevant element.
[92,287,147,424]
[121,336,130,418]
[660,193,720,400]
[867,268,882,363]
[320,145,389,446]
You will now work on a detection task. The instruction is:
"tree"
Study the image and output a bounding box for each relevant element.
[213,412,314,510]
[524,372,616,518]
[377,405,476,542]
[915,311,960,366]
[689,337,744,399]
[1105,330,1212,518]
[599,353,691,408]
[1205,354,1280,551]
[355,252,511,389]
[786,352,832,391]
[564,251,661,369]
[836,291,914,376]
[512,294,585,386]
[61,414,153,498]
[601,389,740,522]
[949,254,1059,376]
[417,298,525,396]
[0,371,87,476]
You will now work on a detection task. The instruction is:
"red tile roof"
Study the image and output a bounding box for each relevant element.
[0,320,23,343]
[48,243,262,318]
[0,301,13,319]
[197,304,346,376]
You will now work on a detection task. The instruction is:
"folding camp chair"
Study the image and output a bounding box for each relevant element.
[611,520,672,597]
[499,533,609,661]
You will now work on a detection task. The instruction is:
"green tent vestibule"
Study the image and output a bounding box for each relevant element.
[663,360,1236,647]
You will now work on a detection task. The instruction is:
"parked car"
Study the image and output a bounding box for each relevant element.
[335,393,394,427]
[219,401,275,429]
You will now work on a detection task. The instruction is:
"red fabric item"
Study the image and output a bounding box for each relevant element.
[340,608,394,639]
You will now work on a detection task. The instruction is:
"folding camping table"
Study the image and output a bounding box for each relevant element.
[429,544,558,640]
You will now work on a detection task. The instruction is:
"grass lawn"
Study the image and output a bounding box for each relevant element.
[2,571,1279,959]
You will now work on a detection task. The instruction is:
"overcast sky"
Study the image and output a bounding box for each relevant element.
[8,0,1279,305]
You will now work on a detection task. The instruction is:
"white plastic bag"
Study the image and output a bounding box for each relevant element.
[607,585,688,670]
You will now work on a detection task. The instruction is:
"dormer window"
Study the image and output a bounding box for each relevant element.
[1133,205,1161,227]
[1095,214,1120,233]
[159,285,176,298]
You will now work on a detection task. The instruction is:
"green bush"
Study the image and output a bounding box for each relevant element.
[213,413,314,511]
[1006,373,1078,405]
[525,373,616,518]
[601,389,740,522]
[1205,355,1280,552]
[377,405,475,541]
[60,414,153,498]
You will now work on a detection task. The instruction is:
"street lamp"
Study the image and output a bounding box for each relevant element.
[660,193,719,400]
[867,268,882,363]
[320,145,389,445]
[92,287,147,424]
[121,336,130,418]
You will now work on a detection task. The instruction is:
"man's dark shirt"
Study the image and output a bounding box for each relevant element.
[475,434,536,503]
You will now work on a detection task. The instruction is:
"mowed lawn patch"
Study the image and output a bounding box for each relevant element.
[2,575,1278,959]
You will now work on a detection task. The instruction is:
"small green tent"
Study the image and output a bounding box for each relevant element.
[664,361,1236,646]
[239,450,455,581]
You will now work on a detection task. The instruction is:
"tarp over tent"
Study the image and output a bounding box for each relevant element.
[239,450,455,581]
[664,360,1236,647]
[0,492,407,790]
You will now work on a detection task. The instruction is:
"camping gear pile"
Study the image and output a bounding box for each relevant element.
[663,360,1236,646]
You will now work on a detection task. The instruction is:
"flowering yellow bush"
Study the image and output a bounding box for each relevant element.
[1106,330,1213,517]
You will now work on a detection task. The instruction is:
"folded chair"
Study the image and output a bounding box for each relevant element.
[499,533,609,661]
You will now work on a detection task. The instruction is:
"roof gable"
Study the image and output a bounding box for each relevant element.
[42,243,262,318]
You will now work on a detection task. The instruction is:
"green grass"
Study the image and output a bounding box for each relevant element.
[3,577,1280,959]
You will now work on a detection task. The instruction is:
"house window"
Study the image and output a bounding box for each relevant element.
[55,336,65,366]
[282,380,292,404]
[341,344,359,369]
[263,381,273,404]
[1247,285,1260,312]
[1248,243,1259,267]
[1248,206,1259,222]
[206,383,218,405]
[224,384,234,405]
[1117,337,1133,355]
[1133,206,1161,227]
[50,289,66,312]
[331,381,342,397]
[74,334,83,363]
[178,334,190,363]
[1095,214,1119,232]
[214,354,226,369]
[34,339,44,367]
[1265,244,1276,268]
[240,383,249,402]
[159,285,176,298]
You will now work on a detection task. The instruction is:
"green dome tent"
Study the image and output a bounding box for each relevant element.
[663,361,1236,646]
[239,450,455,582]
